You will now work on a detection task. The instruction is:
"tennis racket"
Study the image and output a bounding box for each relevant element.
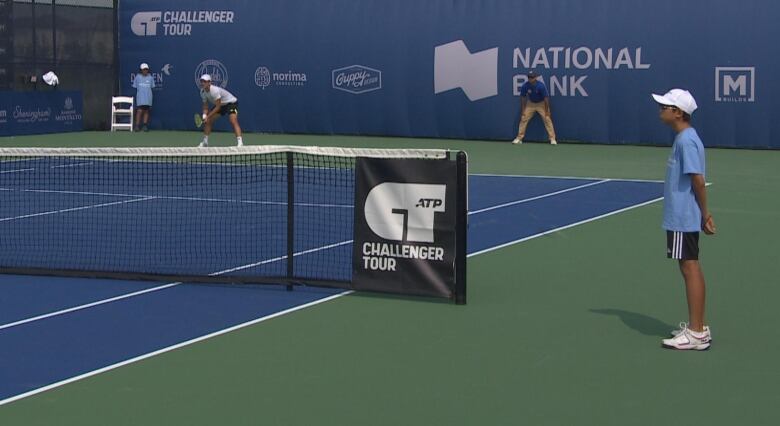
[194,113,204,128]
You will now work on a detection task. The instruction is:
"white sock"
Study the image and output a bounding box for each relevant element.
[237,136,243,144]
[202,135,209,143]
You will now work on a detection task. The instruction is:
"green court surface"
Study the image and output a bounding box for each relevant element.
[1,132,779,425]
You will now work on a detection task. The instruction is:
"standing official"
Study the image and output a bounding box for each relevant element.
[512,71,557,145]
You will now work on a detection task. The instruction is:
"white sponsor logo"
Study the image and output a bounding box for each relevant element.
[255,66,308,89]
[364,183,446,243]
[194,59,228,88]
[131,11,162,36]
[332,65,382,94]
[434,40,498,101]
[13,106,51,123]
[131,10,234,37]
[255,67,271,89]
[715,67,755,102]
[0,110,6,119]
[512,47,650,97]
[56,97,82,123]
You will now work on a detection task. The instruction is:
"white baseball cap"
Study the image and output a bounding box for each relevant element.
[139,63,150,70]
[200,74,212,82]
[652,89,698,115]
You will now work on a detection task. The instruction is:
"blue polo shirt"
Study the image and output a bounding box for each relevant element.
[520,81,549,103]
[662,127,706,232]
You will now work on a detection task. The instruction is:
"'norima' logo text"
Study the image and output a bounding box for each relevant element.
[365,183,446,243]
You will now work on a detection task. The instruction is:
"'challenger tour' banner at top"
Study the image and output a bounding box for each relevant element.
[119,0,780,148]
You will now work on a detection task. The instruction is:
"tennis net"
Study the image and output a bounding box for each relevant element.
[0,146,467,302]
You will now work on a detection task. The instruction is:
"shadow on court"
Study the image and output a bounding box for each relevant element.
[589,308,675,337]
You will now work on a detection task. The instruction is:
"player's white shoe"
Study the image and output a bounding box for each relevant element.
[550,140,558,145]
[198,141,208,148]
[511,138,523,145]
[662,324,711,351]
[671,322,712,340]
[236,140,244,147]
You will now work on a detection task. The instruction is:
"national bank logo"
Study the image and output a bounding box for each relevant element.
[332,65,382,94]
[715,67,755,102]
[434,40,498,101]
[364,183,446,243]
[194,59,228,88]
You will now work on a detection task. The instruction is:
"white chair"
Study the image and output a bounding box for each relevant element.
[111,96,134,132]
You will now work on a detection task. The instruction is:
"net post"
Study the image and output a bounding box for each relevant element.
[454,151,468,305]
[286,151,294,291]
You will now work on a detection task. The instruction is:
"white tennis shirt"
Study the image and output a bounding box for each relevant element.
[200,85,238,105]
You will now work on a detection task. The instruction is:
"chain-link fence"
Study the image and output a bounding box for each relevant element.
[1,0,116,130]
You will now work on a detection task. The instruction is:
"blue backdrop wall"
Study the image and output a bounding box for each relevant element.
[119,0,779,148]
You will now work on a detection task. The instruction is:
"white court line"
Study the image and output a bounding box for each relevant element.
[50,162,93,169]
[472,172,665,184]
[0,283,181,331]
[467,196,665,257]
[0,178,664,406]
[0,291,352,407]
[468,180,610,215]
[0,197,157,222]
[0,187,352,209]
[0,168,35,174]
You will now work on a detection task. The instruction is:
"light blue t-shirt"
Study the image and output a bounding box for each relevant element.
[133,74,155,106]
[662,127,706,232]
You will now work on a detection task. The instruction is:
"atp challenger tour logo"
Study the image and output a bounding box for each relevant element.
[361,183,447,271]
[131,10,235,37]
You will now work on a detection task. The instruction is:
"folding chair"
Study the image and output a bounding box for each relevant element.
[111,96,134,132]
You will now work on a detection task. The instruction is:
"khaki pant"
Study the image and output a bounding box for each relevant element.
[517,101,556,141]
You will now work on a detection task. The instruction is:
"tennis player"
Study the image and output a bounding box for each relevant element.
[512,71,557,145]
[198,74,243,147]
[652,89,716,351]
[132,63,154,132]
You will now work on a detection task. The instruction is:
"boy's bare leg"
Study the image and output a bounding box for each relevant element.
[679,259,706,332]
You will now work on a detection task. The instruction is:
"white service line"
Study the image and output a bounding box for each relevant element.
[471,173,665,184]
[469,180,610,215]
[0,197,157,222]
[50,162,93,169]
[0,283,181,331]
[0,187,353,209]
[0,168,35,174]
[467,196,665,257]
[0,290,353,407]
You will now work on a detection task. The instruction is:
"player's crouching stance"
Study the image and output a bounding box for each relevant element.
[198,74,243,147]
[653,89,716,351]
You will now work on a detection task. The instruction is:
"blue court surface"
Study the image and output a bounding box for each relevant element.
[0,173,663,405]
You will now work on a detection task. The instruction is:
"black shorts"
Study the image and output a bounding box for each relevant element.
[219,102,238,116]
[137,105,151,111]
[666,231,699,260]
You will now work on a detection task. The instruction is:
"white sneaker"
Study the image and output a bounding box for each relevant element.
[662,325,711,351]
[550,140,558,145]
[198,141,208,148]
[511,138,523,145]
[670,322,712,340]
[236,140,244,147]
